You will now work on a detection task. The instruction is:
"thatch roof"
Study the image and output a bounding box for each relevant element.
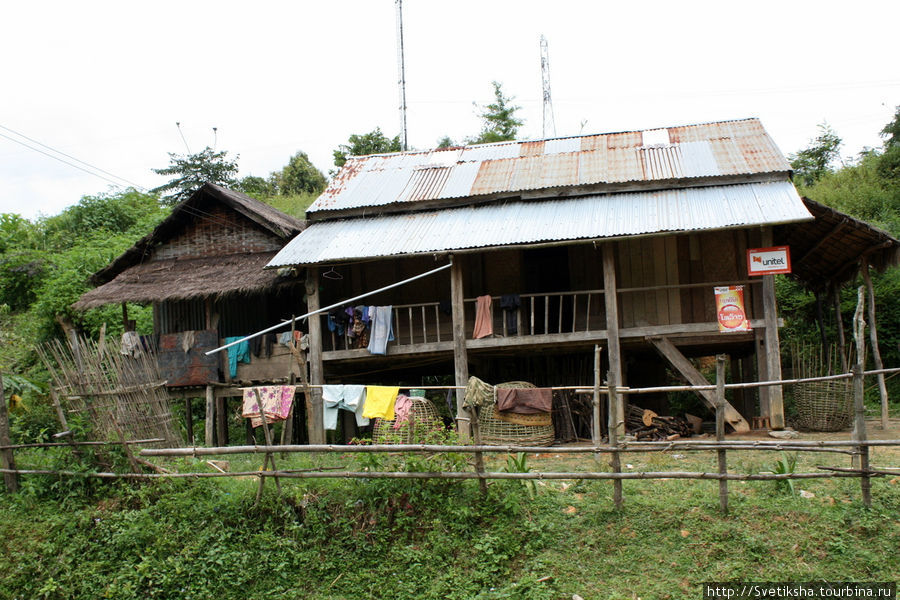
[775,198,900,291]
[90,183,305,286]
[73,252,297,310]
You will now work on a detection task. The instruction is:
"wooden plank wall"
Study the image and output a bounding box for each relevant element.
[620,230,749,329]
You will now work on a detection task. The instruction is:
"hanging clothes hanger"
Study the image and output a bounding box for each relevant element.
[322,266,343,280]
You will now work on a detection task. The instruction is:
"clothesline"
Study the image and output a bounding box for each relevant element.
[205,261,452,356]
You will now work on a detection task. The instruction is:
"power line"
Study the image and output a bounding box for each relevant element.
[0,123,146,190]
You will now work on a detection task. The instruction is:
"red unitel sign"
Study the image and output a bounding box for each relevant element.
[715,286,751,332]
[747,246,791,276]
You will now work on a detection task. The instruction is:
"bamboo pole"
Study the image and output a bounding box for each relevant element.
[592,345,601,445]
[252,389,281,502]
[0,467,865,482]
[205,385,215,447]
[0,373,19,492]
[140,439,896,458]
[716,355,728,514]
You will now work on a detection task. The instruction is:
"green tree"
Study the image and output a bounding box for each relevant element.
[467,81,523,144]
[274,151,327,195]
[880,105,900,148]
[436,136,456,149]
[152,147,239,206]
[788,123,842,187]
[332,128,401,169]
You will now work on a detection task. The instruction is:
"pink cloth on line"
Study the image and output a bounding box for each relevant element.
[242,385,296,428]
[473,294,493,339]
[392,394,412,429]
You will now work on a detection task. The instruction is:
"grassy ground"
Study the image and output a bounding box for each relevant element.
[0,424,898,599]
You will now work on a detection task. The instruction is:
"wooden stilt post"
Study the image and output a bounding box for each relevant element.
[851,286,871,508]
[205,385,214,447]
[860,260,889,430]
[761,227,785,429]
[450,256,471,441]
[216,396,227,446]
[832,283,849,373]
[184,398,193,445]
[715,354,728,514]
[305,268,326,445]
[602,243,624,438]
[0,373,19,493]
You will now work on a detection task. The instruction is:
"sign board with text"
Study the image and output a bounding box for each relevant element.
[747,246,791,276]
[715,286,751,332]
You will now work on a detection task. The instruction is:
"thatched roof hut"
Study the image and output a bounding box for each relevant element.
[74,183,305,310]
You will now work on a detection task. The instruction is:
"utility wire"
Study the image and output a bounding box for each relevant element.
[0,130,142,191]
[0,124,146,190]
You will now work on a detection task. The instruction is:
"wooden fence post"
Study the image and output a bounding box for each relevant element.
[715,355,728,514]
[0,373,19,493]
[851,285,872,508]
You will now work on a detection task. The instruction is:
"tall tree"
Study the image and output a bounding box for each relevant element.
[788,123,842,187]
[468,81,523,144]
[275,151,327,195]
[152,147,239,206]
[332,128,402,169]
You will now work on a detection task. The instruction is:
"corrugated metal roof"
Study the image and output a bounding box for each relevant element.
[269,180,811,266]
[310,118,791,216]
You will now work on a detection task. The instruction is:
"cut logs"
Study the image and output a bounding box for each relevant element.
[627,405,693,441]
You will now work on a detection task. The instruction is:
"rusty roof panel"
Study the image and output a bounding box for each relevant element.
[306,118,792,215]
[519,140,545,157]
[271,180,811,266]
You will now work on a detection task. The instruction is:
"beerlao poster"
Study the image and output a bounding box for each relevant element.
[714,286,750,332]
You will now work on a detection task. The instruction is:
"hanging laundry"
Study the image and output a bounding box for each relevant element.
[472,295,493,339]
[500,294,521,334]
[367,306,394,355]
[362,385,400,420]
[224,336,251,378]
[180,330,196,353]
[321,384,369,430]
[241,385,296,428]
[392,394,413,429]
[278,331,293,347]
[495,387,553,414]
[120,331,142,357]
[463,376,495,409]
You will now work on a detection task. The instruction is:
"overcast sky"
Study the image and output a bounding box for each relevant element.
[1,0,898,219]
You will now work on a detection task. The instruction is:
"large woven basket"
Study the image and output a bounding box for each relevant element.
[372,397,444,444]
[793,379,852,432]
[478,381,555,446]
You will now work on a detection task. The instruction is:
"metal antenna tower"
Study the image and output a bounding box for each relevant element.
[540,35,556,138]
[395,0,408,151]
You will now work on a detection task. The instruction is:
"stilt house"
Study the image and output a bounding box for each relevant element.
[74,183,307,443]
[269,118,899,442]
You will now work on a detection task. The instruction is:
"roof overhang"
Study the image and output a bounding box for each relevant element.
[268,180,812,267]
[73,252,299,310]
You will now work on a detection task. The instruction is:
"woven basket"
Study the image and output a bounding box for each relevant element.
[793,379,852,432]
[372,397,444,444]
[478,381,555,446]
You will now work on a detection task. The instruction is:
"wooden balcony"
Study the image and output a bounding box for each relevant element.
[320,279,764,362]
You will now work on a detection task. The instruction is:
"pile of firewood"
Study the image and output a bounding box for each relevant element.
[626,405,694,440]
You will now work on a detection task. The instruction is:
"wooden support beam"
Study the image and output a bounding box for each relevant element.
[305,268,326,445]
[860,260,889,429]
[761,227,785,429]
[204,385,214,447]
[450,256,471,440]
[648,336,750,433]
[851,287,871,507]
[602,243,625,437]
[715,355,728,514]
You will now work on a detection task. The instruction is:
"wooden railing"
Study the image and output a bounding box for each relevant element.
[319,279,764,352]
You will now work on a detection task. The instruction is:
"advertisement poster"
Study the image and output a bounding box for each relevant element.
[747,246,792,276]
[714,285,750,332]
